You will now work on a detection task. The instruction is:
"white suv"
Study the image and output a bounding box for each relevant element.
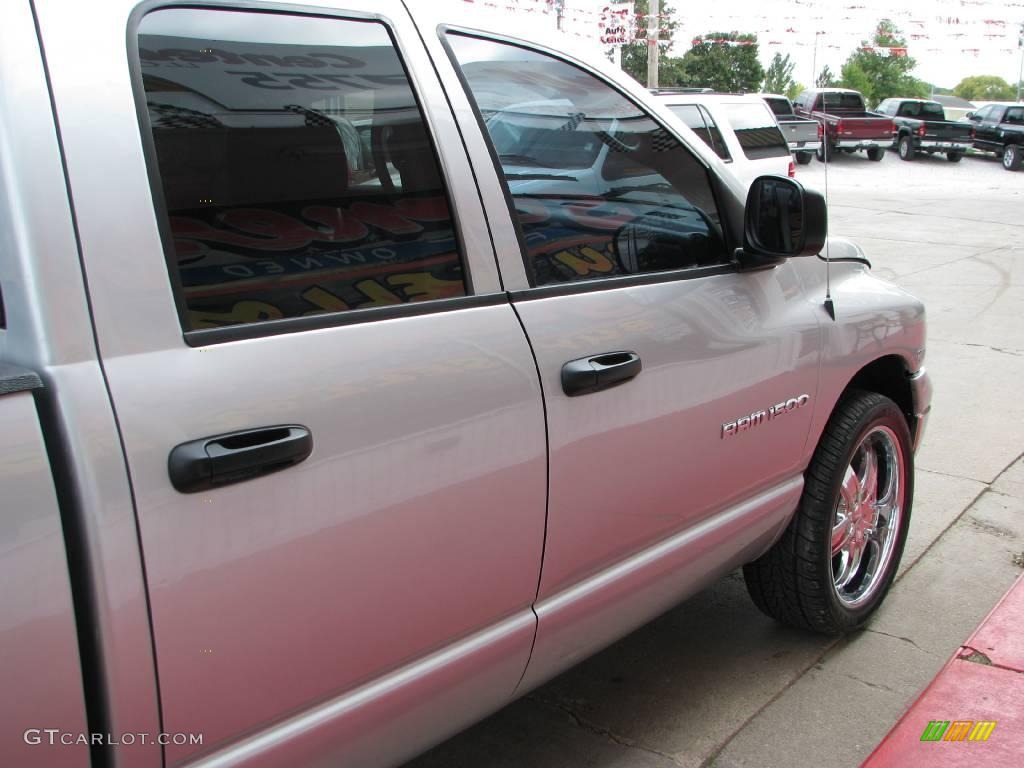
[653,92,795,188]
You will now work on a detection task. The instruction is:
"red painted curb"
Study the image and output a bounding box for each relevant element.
[861,572,1024,768]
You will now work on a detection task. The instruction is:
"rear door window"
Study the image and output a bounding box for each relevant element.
[723,103,790,160]
[136,9,466,332]
[1004,107,1024,124]
[668,105,730,160]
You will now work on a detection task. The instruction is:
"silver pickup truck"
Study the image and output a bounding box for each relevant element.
[2,2,930,767]
[762,93,823,165]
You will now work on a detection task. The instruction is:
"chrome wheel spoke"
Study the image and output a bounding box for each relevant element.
[832,511,853,557]
[835,538,865,591]
[840,464,860,509]
[859,446,878,507]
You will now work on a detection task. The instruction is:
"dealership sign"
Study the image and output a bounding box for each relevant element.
[599,3,635,46]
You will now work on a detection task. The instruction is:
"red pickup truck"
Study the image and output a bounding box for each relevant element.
[794,88,895,162]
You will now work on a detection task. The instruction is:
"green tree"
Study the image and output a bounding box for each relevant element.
[763,52,796,95]
[786,81,805,101]
[816,65,838,88]
[838,19,928,107]
[952,75,1015,101]
[619,0,681,87]
[839,60,873,98]
[679,32,765,92]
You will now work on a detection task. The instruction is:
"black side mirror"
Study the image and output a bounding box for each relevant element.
[739,176,827,267]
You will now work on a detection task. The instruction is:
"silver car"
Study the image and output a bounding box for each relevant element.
[1,2,929,767]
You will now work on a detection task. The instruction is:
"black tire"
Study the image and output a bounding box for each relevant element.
[946,152,962,162]
[816,142,831,162]
[796,152,813,165]
[743,391,913,635]
[1004,144,1022,171]
[866,147,885,161]
[897,136,915,161]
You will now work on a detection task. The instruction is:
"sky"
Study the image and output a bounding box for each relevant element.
[664,0,1024,90]
[476,0,1024,90]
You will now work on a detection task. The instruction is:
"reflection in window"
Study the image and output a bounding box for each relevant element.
[138,9,465,331]
[446,34,726,287]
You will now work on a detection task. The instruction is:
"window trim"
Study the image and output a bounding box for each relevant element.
[126,2,477,344]
[437,26,737,294]
[183,292,508,346]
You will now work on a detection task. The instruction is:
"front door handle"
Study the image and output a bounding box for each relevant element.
[561,351,642,396]
[168,425,313,493]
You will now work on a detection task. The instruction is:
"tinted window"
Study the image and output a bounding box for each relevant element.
[723,103,790,159]
[821,92,865,111]
[137,9,465,332]
[921,102,945,118]
[764,97,791,117]
[668,105,730,161]
[1004,107,1024,124]
[447,35,727,287]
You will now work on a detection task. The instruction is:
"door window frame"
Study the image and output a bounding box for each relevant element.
[437,26,739,301]
[126,2,501,346]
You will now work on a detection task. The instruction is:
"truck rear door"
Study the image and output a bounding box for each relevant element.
[977,105,1007,148]
[0,367,89,768]
[34,1,547,764]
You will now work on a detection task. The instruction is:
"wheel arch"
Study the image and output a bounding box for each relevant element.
[842,355,915,430]
[806,354,919,467]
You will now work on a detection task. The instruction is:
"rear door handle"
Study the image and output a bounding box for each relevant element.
[168,425,313,493]
[561,351,642,396]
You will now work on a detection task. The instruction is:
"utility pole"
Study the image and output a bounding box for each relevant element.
[647,0,660,89]
[1017,21,1023,103]
[810,30,824,87]
[555,0,565,31]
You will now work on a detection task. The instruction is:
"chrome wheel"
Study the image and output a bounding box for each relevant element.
[831,426,905,607]
[1004,145,1017,170]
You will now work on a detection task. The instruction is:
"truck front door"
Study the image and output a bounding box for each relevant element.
[442,31,822,686]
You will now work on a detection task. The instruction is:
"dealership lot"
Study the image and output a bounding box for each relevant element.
[406,152,1024,768]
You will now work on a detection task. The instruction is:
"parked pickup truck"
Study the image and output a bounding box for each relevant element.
[875,98,974,162]
[762,93,823,165]
[2,2,931,767]
[794,88,895,162]
[964,102,1024,171]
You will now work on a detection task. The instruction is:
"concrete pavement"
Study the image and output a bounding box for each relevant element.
[404,151,1024,768]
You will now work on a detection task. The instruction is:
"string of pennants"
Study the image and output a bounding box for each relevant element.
[460,0,1024,55]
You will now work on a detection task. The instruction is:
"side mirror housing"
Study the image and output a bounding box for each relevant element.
[738,176,827,268]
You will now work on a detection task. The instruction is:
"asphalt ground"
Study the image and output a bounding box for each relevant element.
[404,146,1024,768]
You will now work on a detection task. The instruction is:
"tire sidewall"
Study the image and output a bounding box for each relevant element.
[817,398,914,631]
